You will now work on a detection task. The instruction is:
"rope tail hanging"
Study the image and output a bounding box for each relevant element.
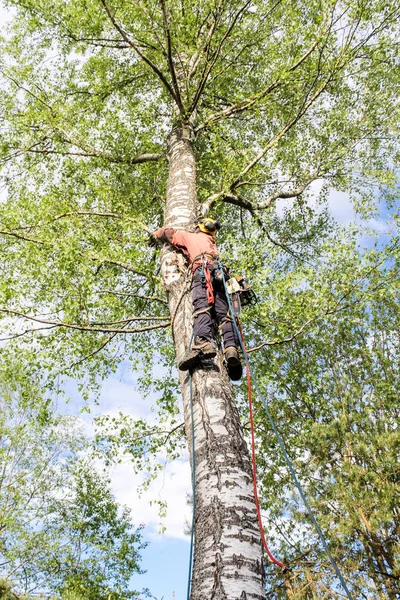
[238,319,287,570]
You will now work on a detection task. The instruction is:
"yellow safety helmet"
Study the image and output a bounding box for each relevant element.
[195,217,221,237]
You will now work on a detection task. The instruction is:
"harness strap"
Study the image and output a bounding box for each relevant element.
[218,314,233,329]
[193,306,213,318]
[190,253,219,275]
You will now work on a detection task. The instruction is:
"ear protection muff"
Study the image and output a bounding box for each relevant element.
[195,218,221,235]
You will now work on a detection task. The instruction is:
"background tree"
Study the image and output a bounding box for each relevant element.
[0,0,399,597]
[245,228,400,598]
[0,356,144,599]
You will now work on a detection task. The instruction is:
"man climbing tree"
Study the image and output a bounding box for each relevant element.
[0,0,399,598]
[153,216,243,380]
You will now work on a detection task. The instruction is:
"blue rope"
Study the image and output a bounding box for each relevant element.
[186,333,195,600]
[219,262,353,600]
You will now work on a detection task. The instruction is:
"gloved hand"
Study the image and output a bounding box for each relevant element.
[149,228,164,247]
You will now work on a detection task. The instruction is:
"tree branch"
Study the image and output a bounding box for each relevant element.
[99,0,179,107]
[53,210,153,235]
[159,0,185,114]
[202,176,316,216]
[187,10,219,82]
[0,308,170,334]
[247,318,315,352]
[0,230,47,245]
[254,177,317,210]
[230,74,334,189]
[188,0,253,115]
[90,256,152,280]
[99,291,167,305]
[195,37,319,133]
[29,146,164,166]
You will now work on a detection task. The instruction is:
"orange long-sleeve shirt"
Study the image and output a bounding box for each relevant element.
[154,228,219,264]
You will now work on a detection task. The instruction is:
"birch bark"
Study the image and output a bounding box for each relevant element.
[160,126,265,600]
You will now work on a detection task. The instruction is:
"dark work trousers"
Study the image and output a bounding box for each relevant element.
[191,273,239,348]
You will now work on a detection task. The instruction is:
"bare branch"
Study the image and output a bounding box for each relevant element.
[0,230,47,245]
[99,0,179,106]
[159,0,185,114]
[0,308,170,334]
[254,177,317,210]
[202,177,315,216]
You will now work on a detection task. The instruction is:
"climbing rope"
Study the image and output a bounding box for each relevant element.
[238,320,287,570]
[219,262,354,600]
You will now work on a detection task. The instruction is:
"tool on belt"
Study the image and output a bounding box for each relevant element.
[225,275,257,316]
[192,253,257,313]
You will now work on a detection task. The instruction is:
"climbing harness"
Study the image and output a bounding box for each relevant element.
[191,253,219,304]
[218,261,354,600]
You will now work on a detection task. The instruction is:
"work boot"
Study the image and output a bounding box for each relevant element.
[178,337,217,371]
[224,346,242,381]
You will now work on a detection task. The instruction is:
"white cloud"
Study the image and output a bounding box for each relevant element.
[327,189,355,224]
[62,366,191,542]
[110,455,192,542]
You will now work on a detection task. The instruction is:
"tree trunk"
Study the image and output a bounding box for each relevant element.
[159,126,265,599]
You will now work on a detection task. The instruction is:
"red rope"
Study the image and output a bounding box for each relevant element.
[238,320,287,570]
